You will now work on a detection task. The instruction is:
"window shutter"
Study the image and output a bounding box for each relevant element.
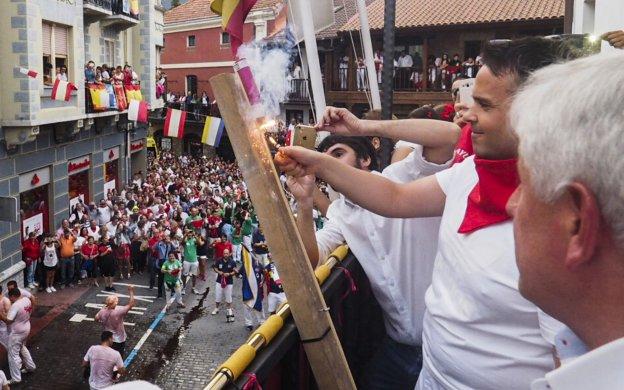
[54,25,69,56]
[42,23,52,55]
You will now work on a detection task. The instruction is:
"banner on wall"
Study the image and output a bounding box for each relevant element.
[22,213,43,239]
[69,194,85,214]
[104,180,116,196]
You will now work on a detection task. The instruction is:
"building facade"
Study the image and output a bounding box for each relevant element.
[162,0,279,98]
[0,0,164,283]
[325,0,565,116]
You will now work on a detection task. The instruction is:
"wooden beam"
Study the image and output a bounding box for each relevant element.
[209,73,356,390]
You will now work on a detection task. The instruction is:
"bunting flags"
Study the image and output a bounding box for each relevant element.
[18,67,38,78]
[163,108,186,138]
[128,100,149,123]
[51,79,77,102]
[201,116,225,147]
[210,0,258,55]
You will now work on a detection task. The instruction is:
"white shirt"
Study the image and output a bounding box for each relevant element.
[316,146,449,345]
[399,54,413,68]
[7,296,32,335]
[84,345,124,390]
[97,207,112,225]
[532,336,624,390]
[421,156,558,390]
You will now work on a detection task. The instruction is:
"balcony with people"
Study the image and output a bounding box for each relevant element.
[84,61,142,116]
[328,52,480,95]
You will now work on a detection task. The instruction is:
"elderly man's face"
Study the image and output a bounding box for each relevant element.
[506,160,571,312]
[463,66,518,160]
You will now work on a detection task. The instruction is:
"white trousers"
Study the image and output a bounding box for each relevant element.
[242,235,252,248]
[243,305,265,327]
[215,283,233,303]
[232,244,242,263]
[268,292,287,313]
[8,332,36,382]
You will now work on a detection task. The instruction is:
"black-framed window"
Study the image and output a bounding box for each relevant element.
[187,35,196,47]
[220,32,230,45]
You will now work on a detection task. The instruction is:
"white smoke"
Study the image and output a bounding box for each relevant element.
[237,26,296,117]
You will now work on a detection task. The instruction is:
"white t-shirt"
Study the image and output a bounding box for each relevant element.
[7,296,32,335]
[83,345,124,390]
[317,146,449,346]
[421,156,559,389]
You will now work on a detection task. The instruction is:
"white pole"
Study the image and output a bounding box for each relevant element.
[294,0,327,135]
[356,0,381,110]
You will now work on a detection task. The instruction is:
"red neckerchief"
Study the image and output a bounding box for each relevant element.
[458,157,519,234]
[453,124,474,165]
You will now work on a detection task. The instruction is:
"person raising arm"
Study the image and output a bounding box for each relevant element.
[276,147,446,219]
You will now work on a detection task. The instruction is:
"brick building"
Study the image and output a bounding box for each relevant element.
[0,0,164,284]
[162,0,280,98]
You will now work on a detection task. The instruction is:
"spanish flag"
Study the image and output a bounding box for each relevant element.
[210,0,257,55]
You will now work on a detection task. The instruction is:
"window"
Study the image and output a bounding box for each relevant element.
[103,40,115,66]
[186,75,198,95]
[187,35,196,47]
[42,21,70,86]
[220,32,230,45]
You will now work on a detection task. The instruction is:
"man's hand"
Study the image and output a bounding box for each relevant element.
[274,147,326,178]
[314,107,364,135]
[602,30,624,49]
[286,175,316,204]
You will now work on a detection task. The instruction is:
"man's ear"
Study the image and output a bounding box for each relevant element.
[360,157,372,170]
[565,182,600,271]
[371,137,381,150]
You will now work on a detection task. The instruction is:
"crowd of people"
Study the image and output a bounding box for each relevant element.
[336,50,482,93]
[18,151,290,386]
[274,35,624,389]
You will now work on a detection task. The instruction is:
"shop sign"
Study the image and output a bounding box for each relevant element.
[103,146,120,163]
[68,156,91,174]
[131,139,145,153]
[19,167,51,192]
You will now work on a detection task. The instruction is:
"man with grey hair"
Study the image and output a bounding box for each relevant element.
[507,51,624,388]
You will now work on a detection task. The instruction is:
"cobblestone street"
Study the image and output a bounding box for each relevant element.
[8,270,253,390]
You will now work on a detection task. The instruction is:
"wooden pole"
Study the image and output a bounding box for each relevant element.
[209,73,356,390]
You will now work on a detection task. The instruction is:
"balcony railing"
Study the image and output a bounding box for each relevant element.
[285,78,310,102]
[84,0,112,10]
[330,64,482,93]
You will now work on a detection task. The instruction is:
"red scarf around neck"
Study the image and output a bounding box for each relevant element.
[458,157,519,234]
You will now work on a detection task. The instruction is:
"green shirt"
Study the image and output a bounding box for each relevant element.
[232,232,242,245]
[242,219,253,236]
[183,238,198,262]
[161,260,182,285]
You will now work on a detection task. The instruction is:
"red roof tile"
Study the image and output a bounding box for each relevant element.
[340,0,565,31]
[165,0,280,24]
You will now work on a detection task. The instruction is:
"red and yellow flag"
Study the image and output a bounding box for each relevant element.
[210,0,257,56]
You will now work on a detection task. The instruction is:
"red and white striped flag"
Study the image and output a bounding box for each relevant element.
[128,100,149,123]
[163,108,186,138]
[18,67,38,78]
[51,79,77,102]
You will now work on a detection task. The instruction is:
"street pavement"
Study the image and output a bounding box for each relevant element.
[7,270,254,390]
